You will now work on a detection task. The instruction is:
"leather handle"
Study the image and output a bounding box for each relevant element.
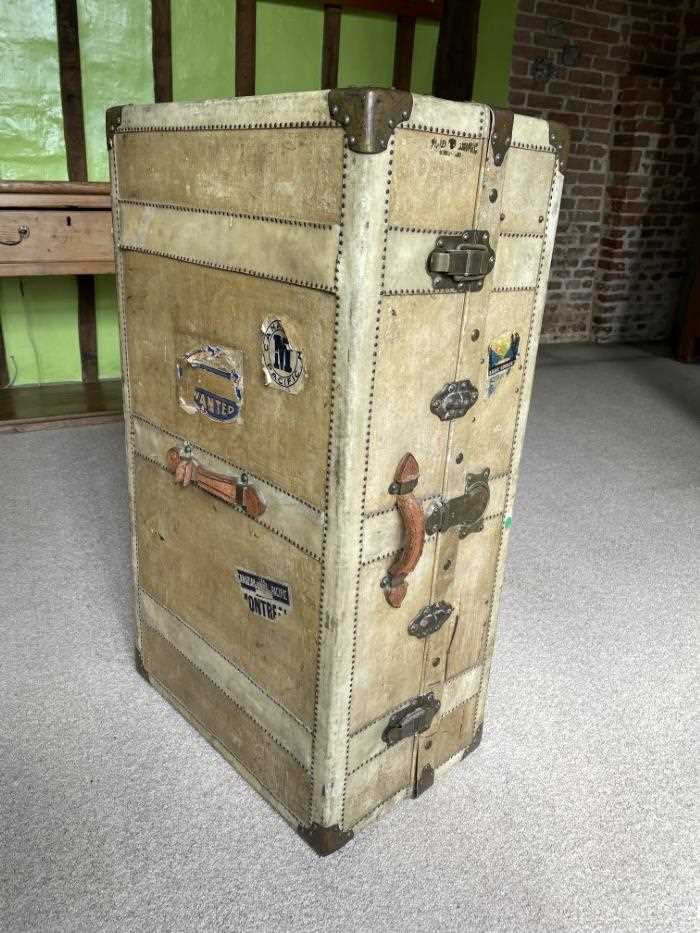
[381,452,425,608]
[166,447,266,518]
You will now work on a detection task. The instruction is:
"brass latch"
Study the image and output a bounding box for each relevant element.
[382,693,440,747]
[425,468,491,538]
[427,230,495,291]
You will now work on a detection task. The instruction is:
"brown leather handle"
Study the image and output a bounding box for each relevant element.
[166,447,266,518]
[381,452,425,608]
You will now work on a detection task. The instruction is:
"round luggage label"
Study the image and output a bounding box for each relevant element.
[261,318,305,394]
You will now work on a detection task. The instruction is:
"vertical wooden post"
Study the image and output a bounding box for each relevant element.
[151,0,173,103]
[393,15,415,91]
[0,322,10,388]
[321,5,342,89]
[433,0,481,101]
[236,0,256,96]
[55,0,99,385]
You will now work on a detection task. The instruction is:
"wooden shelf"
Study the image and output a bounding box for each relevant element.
[0,379,123,432]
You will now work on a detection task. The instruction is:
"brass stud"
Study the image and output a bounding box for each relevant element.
[471,329,479,342]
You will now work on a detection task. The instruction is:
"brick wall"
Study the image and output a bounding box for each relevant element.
[508,0,700,343]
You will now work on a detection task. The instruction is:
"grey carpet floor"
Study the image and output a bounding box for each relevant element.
[1,343,698,932]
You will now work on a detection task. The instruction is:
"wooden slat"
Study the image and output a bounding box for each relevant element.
[321,5,342,89]
[0,194,111,210]
[0,321,10,388]
[433,0,481,101]
[77,274,98,383]
[0,261,114,278]
[0,181,110,196]
[151,0,173,103]
[236,0,256,96]
[285,0,442,19]
[0,380,123,433]
[393,15,416,91]
[55,0,88,182]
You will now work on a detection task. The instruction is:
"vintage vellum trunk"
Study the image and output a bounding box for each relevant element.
[108,88,566,855]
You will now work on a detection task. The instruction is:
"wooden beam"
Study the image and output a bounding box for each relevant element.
[0,380,123,433]
[0,319,10,388]
[151,0,173,103]
[236,0,256,96]
[393,15,416,91]
[55,0,88,182]
[433,0,481,101]
[77,274,98,383]
[285,0,442,19]
[321,5,342,89]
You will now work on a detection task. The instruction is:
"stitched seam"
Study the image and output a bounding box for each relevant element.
[133,449,322,561]
[381,287,469,297]
[142,620,309,772]
[139,585,312,734]
[114,121,336,134]
[468,158,559,743]
[510,141,557,154]
[341,137,396,830]
[388,224,470,236]
[131,412,323,515]
[360,548,402,568]
[310,142,348,803]
[148,672,309,824]
[347,743,394,776]
[364,492,442,520]
[441,689,480,719]
[491,285,536,293]
[119,243,336,294]
[118,199,334,229]
[403,124,486,140]
[499,232,545,239]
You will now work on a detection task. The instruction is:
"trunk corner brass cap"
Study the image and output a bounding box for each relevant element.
[328,87,413,154]
[106,104,126,149]
[298,821,354,856]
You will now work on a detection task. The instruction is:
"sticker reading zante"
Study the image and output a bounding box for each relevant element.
[176,345,243,423]
[237,569,292,621]
[261,319,304,393]
[487,332,520,397]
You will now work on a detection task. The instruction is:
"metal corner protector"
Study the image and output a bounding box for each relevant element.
[328,87,413,154]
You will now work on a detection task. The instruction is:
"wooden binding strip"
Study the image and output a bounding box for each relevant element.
[151,0,173,103]
[321,4,342,89]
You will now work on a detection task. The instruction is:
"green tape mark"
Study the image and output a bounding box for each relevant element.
[503,516,512,529]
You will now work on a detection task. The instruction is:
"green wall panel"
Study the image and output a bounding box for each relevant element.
[0,1,67,181]
[338,11,394,89]
[172,0,236,101]
[0,278,81,385]
[473,0,518,107]
[257,1,323,94]
[411,20,439,95]
[78,0,154,182]
[95,275,121,380]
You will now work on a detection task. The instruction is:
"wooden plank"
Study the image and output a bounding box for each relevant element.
[77,274,98,383]
[151,0,173,103]
[0,261,115,278]
[433,0,481,101]
[321,5,342,89]
[0,379,123,432]
[393,15,416,91]
[285,0,443,19]
[0,211,114,267]
[55,0,88,182]
[0,194,111,210]
[0,181,110,196]
[236,0,256,96]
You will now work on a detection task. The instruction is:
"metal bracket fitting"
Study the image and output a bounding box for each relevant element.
[328,87,412,154]
[425,468,491,538]
[430,378,479,422]
[427,230,495,291]
[408,601,454,638]
[382,693,440,747]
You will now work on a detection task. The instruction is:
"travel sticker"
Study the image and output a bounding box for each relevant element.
[176,344,243,424]
[237,569,292,621]
[261,318,305,394]
[486,332,520,397]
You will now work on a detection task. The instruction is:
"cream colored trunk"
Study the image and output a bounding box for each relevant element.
[109,89,565,855]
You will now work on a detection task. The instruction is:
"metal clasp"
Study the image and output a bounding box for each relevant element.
[425,468,491,538]
[427,230,495,291]
[382,693,441,747]
[408,602,454,638]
